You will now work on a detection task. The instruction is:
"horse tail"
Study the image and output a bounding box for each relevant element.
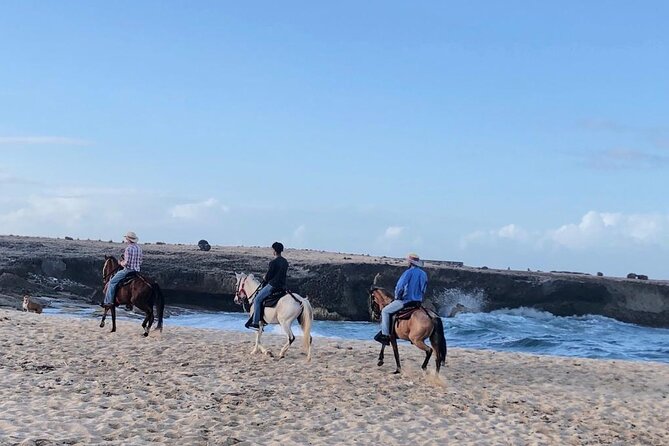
[153,283,165,331]
[294,294,313,361]
[429,315,447,371]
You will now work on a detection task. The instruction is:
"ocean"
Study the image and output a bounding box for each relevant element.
[44,302,669,364]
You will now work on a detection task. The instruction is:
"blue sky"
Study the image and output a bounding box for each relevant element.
[1,1,668,278]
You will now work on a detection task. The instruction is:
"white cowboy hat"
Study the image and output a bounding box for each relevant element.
[124,231,139,242]
[407,253,424,267]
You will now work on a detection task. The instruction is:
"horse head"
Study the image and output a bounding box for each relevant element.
[234,273,262,305]
[102,255,121,284]
[368,286,392,321]
[233,272,247,305]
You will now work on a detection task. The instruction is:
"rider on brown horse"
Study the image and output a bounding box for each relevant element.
[103,231,143,308]
[374,253,427,345]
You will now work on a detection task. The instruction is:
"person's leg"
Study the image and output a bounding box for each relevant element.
[381,300,406,336]
[104,269,129,305]
[252,284,273,325]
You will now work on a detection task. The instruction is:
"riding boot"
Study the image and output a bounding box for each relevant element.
[244,316,259,330]
[374,331,390,345]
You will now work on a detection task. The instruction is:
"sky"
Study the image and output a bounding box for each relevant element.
[1,1,668,278]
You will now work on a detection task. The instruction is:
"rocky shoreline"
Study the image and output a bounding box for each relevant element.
[1,235,668,328]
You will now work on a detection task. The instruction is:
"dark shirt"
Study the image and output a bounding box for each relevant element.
[265,256,288,289]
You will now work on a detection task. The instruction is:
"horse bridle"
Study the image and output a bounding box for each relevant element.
[102,258,121,284]
[235,275,262,313]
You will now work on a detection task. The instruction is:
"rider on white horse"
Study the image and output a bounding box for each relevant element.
[245,241,289,329]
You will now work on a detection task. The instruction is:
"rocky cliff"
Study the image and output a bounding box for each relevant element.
[1,236,668,328]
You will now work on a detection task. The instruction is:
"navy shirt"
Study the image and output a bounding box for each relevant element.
[265,256,288,289]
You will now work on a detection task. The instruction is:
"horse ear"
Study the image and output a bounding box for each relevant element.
[104,255,109,259]
[234,272,241,280]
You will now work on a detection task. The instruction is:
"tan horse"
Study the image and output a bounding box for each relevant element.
[234,273,313,361]
[369,282,447,374]
[100,255,164,336]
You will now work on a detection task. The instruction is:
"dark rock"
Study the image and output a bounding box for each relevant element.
[64,236,74,241]
[627,273,637,279]
[597,272,604,277]
[637,274,649,280]
[198,240,211,251]
[156,241,166,245]
[447,303,470,317]
[0,273,30,293]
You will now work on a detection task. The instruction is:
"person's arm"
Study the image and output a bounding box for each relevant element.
[264,259,277,283]
[120,247,130,267]
[394,271,409,300]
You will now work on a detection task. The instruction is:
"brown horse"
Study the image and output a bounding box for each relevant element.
[100,255,164,336]
[369,280,447,374]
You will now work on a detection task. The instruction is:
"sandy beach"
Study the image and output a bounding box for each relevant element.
[0,309,667,445]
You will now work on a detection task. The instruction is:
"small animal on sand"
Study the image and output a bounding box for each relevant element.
[23,294,43,314]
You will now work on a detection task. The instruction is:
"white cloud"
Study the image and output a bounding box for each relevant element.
[0,195,89,228]
[497,224,529,241]
[461,211,669,251]
[170,198,229,220]
[0,136,91,146]
[547,211,669,249]
[382,226,404,239]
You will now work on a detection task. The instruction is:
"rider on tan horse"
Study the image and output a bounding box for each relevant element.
[374,253,428,345]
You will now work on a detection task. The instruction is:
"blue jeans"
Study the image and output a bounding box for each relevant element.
[104,269,133,305]
[381,300,407,336]
[252,284,274,325]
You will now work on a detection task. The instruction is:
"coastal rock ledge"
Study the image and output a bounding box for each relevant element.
[1,236,668,328]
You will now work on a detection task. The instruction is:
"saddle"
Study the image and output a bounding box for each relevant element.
[118,271,139,287]
[113,271,142,310]
[262,288,288,309]
[393,301,423,322]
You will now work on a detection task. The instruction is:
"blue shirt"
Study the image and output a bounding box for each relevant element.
[394,266,428,302]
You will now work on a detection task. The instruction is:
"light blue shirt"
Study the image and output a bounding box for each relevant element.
[394,266,428,302]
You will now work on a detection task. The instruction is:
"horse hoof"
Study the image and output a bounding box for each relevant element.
[267,352,274,358]
[377,360,384,367]
[99,322,105,328]
[111,329,116,333]
[143,332,149,337]
[393,370,401,374]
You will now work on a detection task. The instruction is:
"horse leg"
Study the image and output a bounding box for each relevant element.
[110,306,117,333]
[377,344,385,366]
[135,302,152,337]
[278,318,295,359]
[412,338,433,371]
[390,338,401,374]
[251,326,273,357]
[100,307,108,328]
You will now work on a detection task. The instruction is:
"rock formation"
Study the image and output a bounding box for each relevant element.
[0,236,668,328]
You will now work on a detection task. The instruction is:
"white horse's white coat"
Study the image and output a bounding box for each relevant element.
[234,273,313,361]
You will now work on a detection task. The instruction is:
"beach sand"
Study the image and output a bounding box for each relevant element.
[0,309,667,445]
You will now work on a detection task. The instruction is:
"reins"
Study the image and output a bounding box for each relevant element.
[102,260,122,283]
[236,276,263,313]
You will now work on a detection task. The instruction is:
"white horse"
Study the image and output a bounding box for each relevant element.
[234,273,313,361]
